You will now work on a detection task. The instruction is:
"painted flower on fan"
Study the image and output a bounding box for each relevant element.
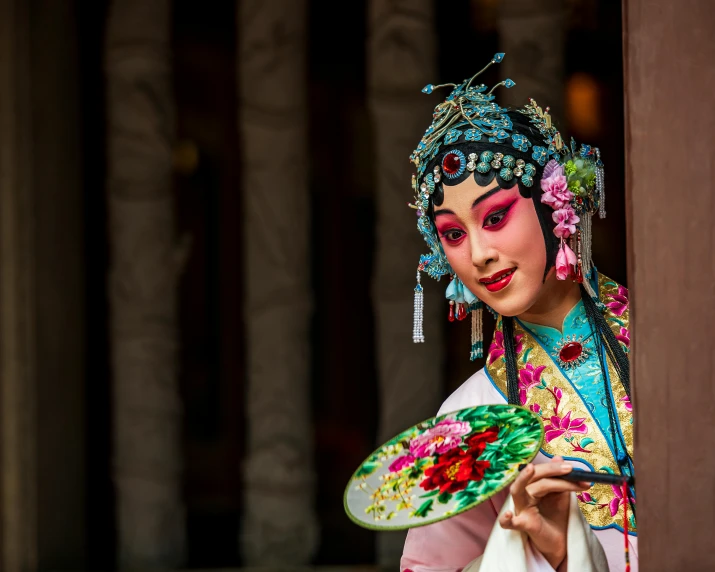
[616,326,630,348]
[419,447,491,494]
[555,242,577,280]
[540,166,573,209]
[544,410,588,443]
[577,492,593,503]
[388,454,416,473]
[518,363,547,405]
[487,330,525,365]
[552,206,580,238]
[606,286,629,316]
[409,419,471,458]
[465,426,500,456]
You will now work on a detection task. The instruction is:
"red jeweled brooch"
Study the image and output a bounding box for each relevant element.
[552,334,589,369]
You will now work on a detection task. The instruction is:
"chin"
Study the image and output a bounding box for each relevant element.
[476,276,542,318]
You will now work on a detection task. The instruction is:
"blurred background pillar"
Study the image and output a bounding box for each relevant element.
[105,0,186,567]
[237,0,318,565]
[496,0,567,117]
[367,1,442,567]
[0,0,87,569]
[625,0,715,568]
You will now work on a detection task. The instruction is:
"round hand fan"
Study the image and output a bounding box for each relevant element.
[344,403,544,530]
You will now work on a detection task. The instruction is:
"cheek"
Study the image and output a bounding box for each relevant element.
[495,200,547,267]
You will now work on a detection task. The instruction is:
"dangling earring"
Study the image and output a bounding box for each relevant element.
[413,270,424,343]
[470,301,484,361]
[446,275,484,360]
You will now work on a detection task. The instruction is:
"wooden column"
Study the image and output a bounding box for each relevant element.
[624,1,715,568]
[105,0,186,567]
[237,0,318,565]
[367,1,442,567]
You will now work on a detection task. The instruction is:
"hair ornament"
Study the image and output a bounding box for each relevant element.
[409,53,609,350]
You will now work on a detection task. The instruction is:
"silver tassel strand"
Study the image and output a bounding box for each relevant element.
[596,148,606,219]
[413,271,425,343]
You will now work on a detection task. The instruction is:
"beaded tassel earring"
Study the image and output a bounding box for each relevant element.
[413,270,425,343]
[470,301,484,361]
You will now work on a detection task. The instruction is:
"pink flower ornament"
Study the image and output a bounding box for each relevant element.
[555,242,577,280]
[552,207,580,239]
[409,419,471,458]
[540,165,573,210]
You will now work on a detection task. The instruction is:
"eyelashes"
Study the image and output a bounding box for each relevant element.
[482,200,517,230]
[439,199,518,244]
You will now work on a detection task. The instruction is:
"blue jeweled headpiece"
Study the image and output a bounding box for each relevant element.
[409,53,606,359]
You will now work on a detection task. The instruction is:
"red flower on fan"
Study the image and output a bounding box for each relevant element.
[419,447,491,494]
[465,426,500,456]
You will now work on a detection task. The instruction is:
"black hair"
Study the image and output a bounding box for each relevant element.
[426,111,560,277]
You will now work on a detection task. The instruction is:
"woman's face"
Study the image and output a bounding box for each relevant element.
[434,175,549,317]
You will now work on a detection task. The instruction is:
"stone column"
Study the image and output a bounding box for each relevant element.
[367,1,442,567]
[237,0,318,565]
[0,1,37,569]
[105,0,186,567]
[496,0,567,115]
[0,0,87,569]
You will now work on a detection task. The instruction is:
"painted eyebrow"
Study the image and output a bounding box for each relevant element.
[433,185,503,218]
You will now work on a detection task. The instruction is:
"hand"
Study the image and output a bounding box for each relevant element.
[498,456,591,570]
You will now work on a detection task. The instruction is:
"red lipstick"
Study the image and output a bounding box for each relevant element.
[479,268,516,292]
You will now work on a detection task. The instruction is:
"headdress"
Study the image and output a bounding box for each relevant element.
[410,53,606,360]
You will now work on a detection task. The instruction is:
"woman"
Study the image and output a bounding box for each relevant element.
[401,54,635,571]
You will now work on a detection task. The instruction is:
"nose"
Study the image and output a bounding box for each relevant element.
[469,232,498,269]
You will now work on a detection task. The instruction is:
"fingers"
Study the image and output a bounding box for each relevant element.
[499,510,517,530]
[509,463,535,511]
[526,478,591,499]
[511,462,574,512]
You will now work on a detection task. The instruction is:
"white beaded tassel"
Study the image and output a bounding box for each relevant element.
[596,149,606,219]
[413,271,425,343]
[581,212,594,278]
[470,304,483,360]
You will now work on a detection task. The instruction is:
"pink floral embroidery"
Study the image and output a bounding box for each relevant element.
[620,395,632,413]
[388,454,416,473]
[409,419,471,458]
[544,411,588,443]
[487,330,524,365]
[608,484,634,516]
[577,492,593,503]
[606,285,629,316]
[616,326,630,348]
[530,403,541,414]
[555,242,577,280]
[518,363,546,405]
[552,207,580,239]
